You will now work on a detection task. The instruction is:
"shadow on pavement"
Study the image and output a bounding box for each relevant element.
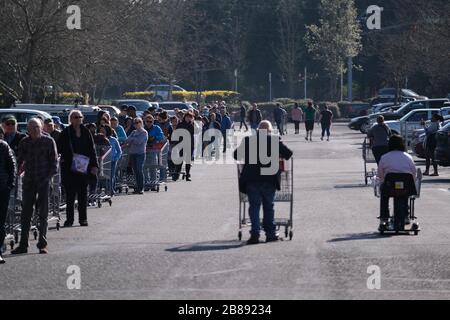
[328,232,391,242]
[334,184,370,189]
[166,240,245,252]
[421,178,450,184]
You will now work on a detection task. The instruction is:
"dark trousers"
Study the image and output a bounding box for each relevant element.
[239,118,248,131]
[65,175,88,224]
[0,188,11,248]
[372,146,389,165]
[246,182,277,238]
[380,188,409,225]
[175,163,191,178]
[425,147,438,173]
[321,123,331,137]
[276,121,284,136]
[20,180,50,248]
[293,121,300,134]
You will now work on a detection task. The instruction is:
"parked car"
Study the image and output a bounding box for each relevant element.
[12,103,101,114]
[411,115,450,159]
[384,107,450,135]
[157,101,194,117]
[367,99,449,127]
[377,88,427,100]
[144,84,187,102]
[0,109,52,133]
[97,105,121,117]
[435,122,450,166]
[112,99,158,116]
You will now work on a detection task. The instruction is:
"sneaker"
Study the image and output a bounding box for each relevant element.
[0,254,5,264]
[305,137,308,141]
[79,221,89,227]
[246,236,260,245]
[11,246,28,255]
[39,247,49,254]
[423,171,430,176]
[327,138,330,142]
[321,137,324,141]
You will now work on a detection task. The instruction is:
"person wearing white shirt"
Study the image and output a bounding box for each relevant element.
[378,135,417,223]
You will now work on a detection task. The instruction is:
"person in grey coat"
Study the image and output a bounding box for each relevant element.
[0,127,16,264]
[123,117,148,194]
[367,115,392,164]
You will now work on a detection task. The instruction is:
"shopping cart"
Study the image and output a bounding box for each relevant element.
[90,145,113,208]
[115,147,132,194]
[362,138,377,185]
[47,160,62,230]
[237,158,294,241]
[373,169,422,235]
[144,142,169,192]
[3,184,20,250]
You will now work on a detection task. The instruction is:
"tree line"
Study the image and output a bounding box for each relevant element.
[0,0,449,106]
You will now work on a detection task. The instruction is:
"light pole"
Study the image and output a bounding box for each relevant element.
[304,66,307,100]
[348,57,353,102]
[269,72,273,101]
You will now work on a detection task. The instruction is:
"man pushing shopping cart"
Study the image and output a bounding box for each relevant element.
[233,120,293,245]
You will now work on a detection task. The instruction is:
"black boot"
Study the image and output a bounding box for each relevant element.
[185,164,192,182]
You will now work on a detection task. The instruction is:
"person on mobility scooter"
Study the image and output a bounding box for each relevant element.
[377,135,421,235]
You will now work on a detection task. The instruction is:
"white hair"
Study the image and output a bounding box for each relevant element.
[258,120,273,133]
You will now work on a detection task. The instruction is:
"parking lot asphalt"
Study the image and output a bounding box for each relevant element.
[1,123,450,300]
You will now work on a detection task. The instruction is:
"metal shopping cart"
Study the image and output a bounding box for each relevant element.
[90,145,113,208]
[237,158,294,241]
[144,142,169,192]
[115,147,132,194]
[362,138,377,185]
[4,183,20,250]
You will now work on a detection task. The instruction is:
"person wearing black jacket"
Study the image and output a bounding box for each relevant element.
[234,120,293,245]
[0,128,16,264]
[173,111,195,182]
[247,103,262,131]
[57,110,98,227]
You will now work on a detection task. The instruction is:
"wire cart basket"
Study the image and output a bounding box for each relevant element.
[237,158,294,241]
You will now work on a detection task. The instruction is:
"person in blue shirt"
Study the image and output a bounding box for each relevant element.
[220,108,233,153]
[144,115,165,191]
[99,125,122,195]
[111,116,127,144]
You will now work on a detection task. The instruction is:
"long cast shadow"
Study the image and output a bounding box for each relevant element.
[421,178,450,184]
[328,232,392,242]
[166,240,245,252]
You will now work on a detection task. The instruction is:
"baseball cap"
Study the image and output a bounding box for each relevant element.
[2,115,17,124]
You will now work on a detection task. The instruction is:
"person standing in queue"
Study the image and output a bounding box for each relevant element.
[234,121,293,245]
[173,111,195,182]
[0,127,16,263]
[123,117,148,194]
[58,111,99,228]
[12,119,58,254]
[367,115,392,165]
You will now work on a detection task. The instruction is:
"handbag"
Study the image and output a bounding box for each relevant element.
[68,128,90,175]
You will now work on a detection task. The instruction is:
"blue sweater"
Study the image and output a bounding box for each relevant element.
[108,136,122,162]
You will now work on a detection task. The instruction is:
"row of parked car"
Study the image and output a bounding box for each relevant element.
[348,97,450,167]
[0,100,197,132]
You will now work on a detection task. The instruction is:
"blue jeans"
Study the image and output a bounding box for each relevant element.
[130,153,146,192]
[246,182,277,238]
[111,160,117,194]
